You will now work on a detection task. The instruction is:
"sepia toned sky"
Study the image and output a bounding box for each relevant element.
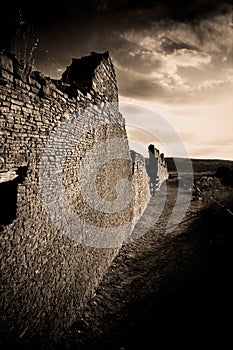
[1,0,233,160]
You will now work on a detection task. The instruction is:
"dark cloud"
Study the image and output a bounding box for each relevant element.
[1,1,232,161]
[90,1,232,21]
[1,1,232,44]
[117,70,165,99]
[1,0,232,104]
[161,37,200,54]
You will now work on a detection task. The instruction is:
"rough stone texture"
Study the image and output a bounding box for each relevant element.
[146,144,169,195]
[0,50,150,347]
[0,50,167,347]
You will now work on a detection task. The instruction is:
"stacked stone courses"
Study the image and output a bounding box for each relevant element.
[0,50,152,347]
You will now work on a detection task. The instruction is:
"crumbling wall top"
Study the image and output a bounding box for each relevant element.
[0,50,117,101]
[61,51,112,93]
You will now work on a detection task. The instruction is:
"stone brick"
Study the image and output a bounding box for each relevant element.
[0,54,13,73]
[0,50,167,348]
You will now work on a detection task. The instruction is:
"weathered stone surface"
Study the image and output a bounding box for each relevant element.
[0,52,13,74]
[0,50,154,347]
[0,170,18,183]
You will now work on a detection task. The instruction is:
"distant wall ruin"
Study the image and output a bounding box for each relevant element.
[146,144,169,195]
[0,50,167,347]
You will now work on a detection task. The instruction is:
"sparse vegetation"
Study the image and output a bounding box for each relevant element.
[13,10,39,72]
[195,175,233,245]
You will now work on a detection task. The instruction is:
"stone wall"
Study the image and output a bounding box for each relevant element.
[0,50,151,347]
[146,144,169,195]
[130,150,150,223]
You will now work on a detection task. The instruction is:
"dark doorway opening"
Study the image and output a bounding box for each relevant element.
[0,166,28,227]
[0,178,18,226]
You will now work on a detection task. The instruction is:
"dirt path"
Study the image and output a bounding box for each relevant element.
[56,181,232,349]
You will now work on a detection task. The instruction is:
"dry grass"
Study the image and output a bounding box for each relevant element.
[195,176,233,245]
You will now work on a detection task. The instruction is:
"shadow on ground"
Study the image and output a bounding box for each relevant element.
[56,183,233,349]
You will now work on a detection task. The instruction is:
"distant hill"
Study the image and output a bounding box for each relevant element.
[166,158,233,176]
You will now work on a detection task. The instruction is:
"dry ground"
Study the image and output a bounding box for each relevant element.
[56,180,233,349]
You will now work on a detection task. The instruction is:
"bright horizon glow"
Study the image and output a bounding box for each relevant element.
[31,2,233,162]
[120,95,233,161]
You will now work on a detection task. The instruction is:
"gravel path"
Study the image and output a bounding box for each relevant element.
[56,181,232,349]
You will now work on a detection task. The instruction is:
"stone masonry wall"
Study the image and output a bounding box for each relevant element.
[146,144,169,195]
[0,50,150,347]
[130,150,150,221]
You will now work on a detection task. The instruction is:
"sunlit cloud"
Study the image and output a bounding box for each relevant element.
[19,0,232,160]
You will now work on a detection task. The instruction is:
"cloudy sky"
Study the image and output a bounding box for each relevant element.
[1,0,233,160]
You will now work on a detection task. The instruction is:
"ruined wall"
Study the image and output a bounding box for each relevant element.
[146,144,169,195]
[155,150,169,186]
[130,150,150,224]
[0,51,150,347]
